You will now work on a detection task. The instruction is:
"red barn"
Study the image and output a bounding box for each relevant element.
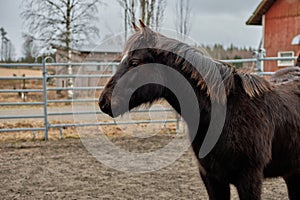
[247,0,300,72]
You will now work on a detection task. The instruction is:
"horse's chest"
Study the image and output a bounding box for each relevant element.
[199,150,247,179]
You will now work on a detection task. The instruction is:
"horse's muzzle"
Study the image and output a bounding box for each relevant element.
[98,95,113,117]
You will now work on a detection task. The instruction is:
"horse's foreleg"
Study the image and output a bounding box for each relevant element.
[200,171,230,200]
[235,171,263,200]
[284,172,300,200]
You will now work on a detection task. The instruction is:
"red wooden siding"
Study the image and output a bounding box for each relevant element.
[264,0,300,72]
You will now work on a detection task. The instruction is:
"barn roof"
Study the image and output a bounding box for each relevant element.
[75,42,123,53]
[246,0,276,25]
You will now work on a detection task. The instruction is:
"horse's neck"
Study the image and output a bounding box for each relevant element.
[164,85,211,156]
[160,52,214,118]
[164,82,211,123]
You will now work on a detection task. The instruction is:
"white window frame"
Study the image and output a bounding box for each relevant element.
[277,51,295,67]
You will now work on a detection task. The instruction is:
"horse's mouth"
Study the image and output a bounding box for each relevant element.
[99,103,113,117]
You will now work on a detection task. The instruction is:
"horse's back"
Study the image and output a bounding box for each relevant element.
[270,66,300,84]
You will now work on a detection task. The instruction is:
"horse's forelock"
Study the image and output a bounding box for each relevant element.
[123,28,159,54]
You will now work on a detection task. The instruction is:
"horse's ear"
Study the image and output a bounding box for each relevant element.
[138,19,156,43]
[132,22,140,32]
[139,19,146,28]
[139,19,155,37]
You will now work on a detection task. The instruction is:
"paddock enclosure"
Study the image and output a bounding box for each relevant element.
[0,137,289,199]
[0,56,297,199]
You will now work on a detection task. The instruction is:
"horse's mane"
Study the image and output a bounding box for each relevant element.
[125,28,272,103]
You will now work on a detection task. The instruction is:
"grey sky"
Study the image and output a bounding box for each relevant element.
[0,0,262,59]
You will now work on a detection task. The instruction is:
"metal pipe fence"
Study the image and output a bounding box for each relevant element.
[0,60,179,139]
[0,55,297,139]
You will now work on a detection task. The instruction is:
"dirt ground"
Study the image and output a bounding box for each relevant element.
[0,67,290,199]
[0,136,289,200]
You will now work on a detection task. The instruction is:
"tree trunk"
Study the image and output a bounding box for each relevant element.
[146,0,155,26]
[124,0,128,39]
[131,0,135,23]
[140,0,146,22]
[66,0,73,99]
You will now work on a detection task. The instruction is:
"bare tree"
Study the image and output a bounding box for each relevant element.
[0,27,15,62]
[21,0,103,98]
[118,0,137,39]
[6,40,15,62]
[117,0,166,39]
[154,0,166,30]
[0,27,8,61]
[22,34,39,61]
[175,0,192,40]
[21,0,102,50]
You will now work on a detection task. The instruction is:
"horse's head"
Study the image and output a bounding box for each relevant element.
[99,20,166,117]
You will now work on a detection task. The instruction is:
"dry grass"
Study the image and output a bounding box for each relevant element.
[0,120,78,142]
[0,120,178,143]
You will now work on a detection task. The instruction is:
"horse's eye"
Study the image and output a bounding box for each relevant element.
[129,61,139,68]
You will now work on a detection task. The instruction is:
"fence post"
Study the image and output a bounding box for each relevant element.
[176,117,180,133]
[256,48,266,72]
[42,58,49,140]
[112,64,117,74]
[256,51,262,72]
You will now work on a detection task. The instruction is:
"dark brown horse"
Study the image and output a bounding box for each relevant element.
[99,21,300,200]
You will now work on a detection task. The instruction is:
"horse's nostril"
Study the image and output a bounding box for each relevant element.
[98,97,106,110]
[99,102,104,110]
[101,103,108,112]
[99,95,113,117]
